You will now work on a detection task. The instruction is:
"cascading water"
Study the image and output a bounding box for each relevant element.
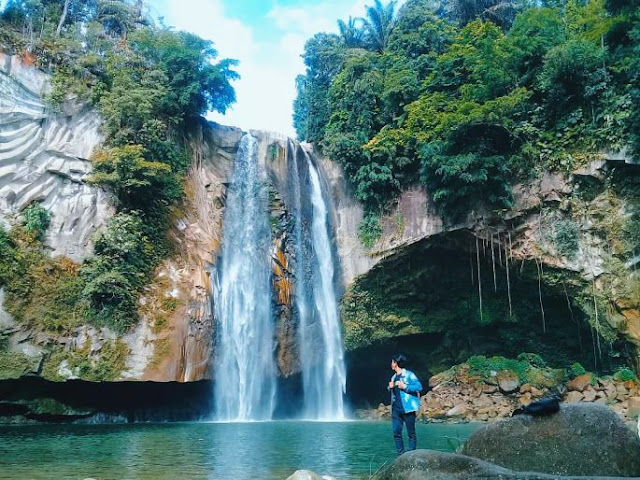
[212,133,276,421]
[295,154,346,420]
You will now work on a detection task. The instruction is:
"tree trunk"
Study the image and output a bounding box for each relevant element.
[56,0,70,37]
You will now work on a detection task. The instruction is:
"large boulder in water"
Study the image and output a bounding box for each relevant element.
[461,403,640,477]
[285,471,336,480]
[370,450,622,480]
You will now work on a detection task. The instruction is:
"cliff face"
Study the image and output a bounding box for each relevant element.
[1,54,638,392]
[321,148,639,394]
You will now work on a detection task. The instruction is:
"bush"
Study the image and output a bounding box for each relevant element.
[21,203,51,241]
[554,219,580,259]
[614,367,636,382]
[358,213,383,248]
[570,362,587,378]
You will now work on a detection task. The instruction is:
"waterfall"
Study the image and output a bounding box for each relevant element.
[212,133,276,421]
[297,155,346,420]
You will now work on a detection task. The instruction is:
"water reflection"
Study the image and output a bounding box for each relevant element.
[0,422,480,480]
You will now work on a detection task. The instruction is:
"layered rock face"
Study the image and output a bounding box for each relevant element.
[0,53,110,261]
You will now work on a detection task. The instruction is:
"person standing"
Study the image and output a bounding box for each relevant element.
[387,353,423,455]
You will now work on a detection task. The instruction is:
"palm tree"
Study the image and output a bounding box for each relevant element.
[362,0,398,53]
[337,16,365,48]
[447,0,524,28]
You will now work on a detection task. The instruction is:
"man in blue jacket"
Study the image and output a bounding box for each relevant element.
[387,353,423,455]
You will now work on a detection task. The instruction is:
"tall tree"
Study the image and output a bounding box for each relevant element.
[362,0,398,53]
[55,0,70,37]
[337,16,365,48]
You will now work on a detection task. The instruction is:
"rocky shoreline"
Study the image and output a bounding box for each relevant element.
[293,403,640,480]
[355,369,640,428]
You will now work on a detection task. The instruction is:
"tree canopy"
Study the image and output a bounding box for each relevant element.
[294,0,640,233]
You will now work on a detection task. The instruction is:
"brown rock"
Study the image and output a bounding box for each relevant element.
[482,385,498,394]
[520,384,532,394]
[583,389,597,402]
[628,397,640,418]
[497,371,520,394]
[565,391,584,403]
[447,404,470,418]
[530,387,543,397]
[567,374,591,392]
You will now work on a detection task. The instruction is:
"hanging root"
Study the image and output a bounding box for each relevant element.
[536,259,546,334]
[563,282,582,352]
[476,235,483,323]
[506,232,513,318]
[491,232,497,292]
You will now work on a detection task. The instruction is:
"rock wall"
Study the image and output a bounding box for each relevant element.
[0,52,110,261]
[321,148,640,374]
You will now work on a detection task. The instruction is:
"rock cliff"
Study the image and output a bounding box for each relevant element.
[0,54,638,406]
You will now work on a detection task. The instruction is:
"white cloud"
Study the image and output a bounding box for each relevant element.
[163,0,406,137]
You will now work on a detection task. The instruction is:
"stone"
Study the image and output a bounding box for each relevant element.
[286,471,327,480]
[446,404,469,418]
[497,371,520,394]
[582,389,597,402]
[370,450,631,480]
[461,403,640,477]
[567,374,591,392]
[628,397,640,419]
[565,391,583,403]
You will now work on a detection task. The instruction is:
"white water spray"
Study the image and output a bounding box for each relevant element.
[212,134,276,421]
[297,157,346,420]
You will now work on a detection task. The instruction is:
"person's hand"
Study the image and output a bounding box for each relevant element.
[396,381,406,390]
[388,381,395,389]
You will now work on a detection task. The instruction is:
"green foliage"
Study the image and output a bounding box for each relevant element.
[554,219,580,259]
[43,339,129,382]
[294,0,638,229]
[358,213,383,248]
[465,354,564,388]
[21,203,51,241]
[614,367,636,382]
[570,362,587,377]
[0,0,239,339]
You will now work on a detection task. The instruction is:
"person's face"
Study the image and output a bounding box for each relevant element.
[391,359,397,370]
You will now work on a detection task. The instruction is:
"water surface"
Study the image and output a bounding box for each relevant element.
[0,421,480,480]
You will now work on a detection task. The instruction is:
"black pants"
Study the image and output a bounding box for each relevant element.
[392,407,416,455]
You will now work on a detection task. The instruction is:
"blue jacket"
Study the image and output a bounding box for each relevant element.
[389,369,423,413]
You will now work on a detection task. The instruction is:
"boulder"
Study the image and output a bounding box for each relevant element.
[370,450,626,480]
[628,397,640,418]
[567,374,591,392]
[446,404,469,418]
[565,391,583,403]
[497,371,520,394]
[461,403,640,477]
[285,471,336,480]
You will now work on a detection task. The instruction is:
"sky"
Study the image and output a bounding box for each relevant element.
[151,0,382,137]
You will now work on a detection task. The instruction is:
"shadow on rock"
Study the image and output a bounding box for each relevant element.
[461,403,640,477]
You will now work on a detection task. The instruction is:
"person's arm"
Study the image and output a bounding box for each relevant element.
[404,372,423,394]
[387,374,396,391]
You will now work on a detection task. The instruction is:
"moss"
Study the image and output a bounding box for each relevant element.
[0,350,34,380]
[465,354,565,388]
[42,339,129,382]
[149,336,172,369]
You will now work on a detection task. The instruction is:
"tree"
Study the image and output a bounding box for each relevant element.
[55,0,70,37]
[362,0,398,53]
[293,33,347,142]
[446,0,524,29]
[337,16,365,48]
